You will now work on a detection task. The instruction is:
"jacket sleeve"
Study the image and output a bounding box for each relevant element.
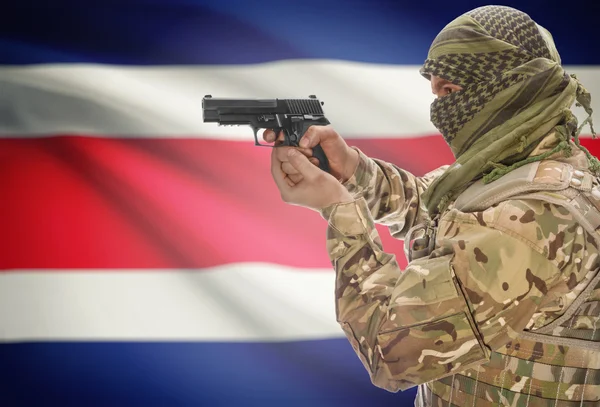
[342,147,449,238]
[320,197,587,392]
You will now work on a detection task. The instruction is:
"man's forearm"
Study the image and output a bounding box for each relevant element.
[341,147,446,238]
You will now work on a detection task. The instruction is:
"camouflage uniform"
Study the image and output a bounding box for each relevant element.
[320,135,600,406]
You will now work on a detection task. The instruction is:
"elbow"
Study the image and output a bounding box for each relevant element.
[353,318,490,392]
[372,326,490,391]
[339,322,420,393]
[370,367,413,393]
[368,348,426,393]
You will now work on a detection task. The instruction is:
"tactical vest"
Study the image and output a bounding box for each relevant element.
[410,159,600,406]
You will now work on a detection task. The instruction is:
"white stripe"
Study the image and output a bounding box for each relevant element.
[2,61,598,139]
[0,264,344,342]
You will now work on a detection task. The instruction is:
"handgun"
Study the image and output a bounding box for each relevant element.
[202,95,331,172]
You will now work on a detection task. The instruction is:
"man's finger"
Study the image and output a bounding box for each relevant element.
[295,156,320,167]
[276,146,313,163]
[284,177,296,187]
[287,149,320,180]
[262,129,276,143]
[282,162,299,176]
[299,125,333,148]
[271,148,291,192]
[273,130,286,146]
[288,173,303,184]
[263,129,288,144]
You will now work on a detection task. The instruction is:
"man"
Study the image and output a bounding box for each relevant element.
[265,5,600,407]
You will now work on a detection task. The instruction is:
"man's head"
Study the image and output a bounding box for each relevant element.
[420,5,564,158]
[419,5,596,215]
[421,6,560,82]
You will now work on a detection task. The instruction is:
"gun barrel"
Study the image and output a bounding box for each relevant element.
[202,95,324,123]
[202,97,278,122]
[203,98,278,110]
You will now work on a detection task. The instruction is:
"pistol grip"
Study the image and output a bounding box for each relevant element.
[311,144,330,173]
[290,118,331,173]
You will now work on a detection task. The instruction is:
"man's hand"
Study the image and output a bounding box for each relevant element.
[271,148,354,211]
[263,126,359,183]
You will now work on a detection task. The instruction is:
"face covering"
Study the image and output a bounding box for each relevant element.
[419,5,597,216]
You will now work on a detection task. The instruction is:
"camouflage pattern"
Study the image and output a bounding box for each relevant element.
[320,136,600,406]
[336,147,448,238]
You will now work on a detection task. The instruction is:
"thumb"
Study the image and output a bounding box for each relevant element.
[287,149,320,179]
[299,126,331,148]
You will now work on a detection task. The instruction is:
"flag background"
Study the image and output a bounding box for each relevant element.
[1,1,599,406]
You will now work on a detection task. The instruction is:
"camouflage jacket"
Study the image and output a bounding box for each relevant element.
[320,137,600,406]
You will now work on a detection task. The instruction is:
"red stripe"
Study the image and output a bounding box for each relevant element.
[1,135,598,270]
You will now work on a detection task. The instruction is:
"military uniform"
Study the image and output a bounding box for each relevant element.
[320,134,600,406]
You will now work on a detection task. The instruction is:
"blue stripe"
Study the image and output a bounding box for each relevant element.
[1,0,599,65]
[0,339,417,406]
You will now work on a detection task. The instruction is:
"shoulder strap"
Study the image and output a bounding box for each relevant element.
[454,160,572,212]
[454,159,600,234]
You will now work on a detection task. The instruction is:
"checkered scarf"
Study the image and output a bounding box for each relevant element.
[420,5,591,216]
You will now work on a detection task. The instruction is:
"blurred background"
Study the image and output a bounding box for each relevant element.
[0,0,598,406]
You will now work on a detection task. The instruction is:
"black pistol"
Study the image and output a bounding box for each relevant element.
[202,95,331,172]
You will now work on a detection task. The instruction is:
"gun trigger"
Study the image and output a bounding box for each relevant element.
[251,125,260,146]
[251,126,273,147]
